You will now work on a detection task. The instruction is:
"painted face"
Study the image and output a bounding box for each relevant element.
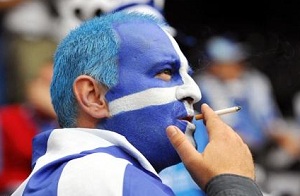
[99,21,201,171]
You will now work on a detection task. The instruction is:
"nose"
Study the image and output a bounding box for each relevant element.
[176,75,202,104]
[74,8,83,20]
[184,97,194,105]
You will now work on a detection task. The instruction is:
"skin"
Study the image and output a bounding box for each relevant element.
[26,61,56,118]
[74,77,256,188]
[68,14,255,187]
[208,61,246,81]
[166,103,255,189]
[74,21,201,172]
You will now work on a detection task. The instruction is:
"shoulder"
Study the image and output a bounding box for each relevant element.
[58,152,130,195]
[59,153,174,195]
[245,69,272,87]
[122,164,174,196]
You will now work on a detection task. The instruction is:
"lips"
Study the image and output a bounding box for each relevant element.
[180,116,193,123]
[177,102,196,130]
[179,115,196,147]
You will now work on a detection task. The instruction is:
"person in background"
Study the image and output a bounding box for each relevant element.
[12,12,262,196]
[192,35,300,193]
[0,61,58,195]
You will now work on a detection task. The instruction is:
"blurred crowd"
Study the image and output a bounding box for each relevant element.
[1,0,300,196]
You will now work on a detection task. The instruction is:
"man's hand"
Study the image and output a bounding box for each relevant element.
[166,103,255,189]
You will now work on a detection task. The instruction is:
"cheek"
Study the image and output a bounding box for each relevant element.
[99,102,188,170]
[101,101,187,137]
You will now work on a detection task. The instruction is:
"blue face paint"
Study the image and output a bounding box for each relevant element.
[99,21,201,171]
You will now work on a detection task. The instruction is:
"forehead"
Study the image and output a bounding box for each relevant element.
[114,21,180,69]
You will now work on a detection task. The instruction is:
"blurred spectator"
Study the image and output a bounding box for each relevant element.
[0,61,58,195]
[4,36,57,103]
[193,35,300,193]
[1,0,57,103]
[193,36,300,160]
[3,0,169,42]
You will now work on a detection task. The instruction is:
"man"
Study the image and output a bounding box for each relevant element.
[12,12,262,195]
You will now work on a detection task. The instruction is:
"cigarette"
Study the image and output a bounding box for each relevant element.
[195,106,241,120]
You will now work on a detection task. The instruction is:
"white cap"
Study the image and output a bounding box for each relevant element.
[206,36,249,63]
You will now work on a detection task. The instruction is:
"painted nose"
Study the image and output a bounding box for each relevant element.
[176,75,201,104]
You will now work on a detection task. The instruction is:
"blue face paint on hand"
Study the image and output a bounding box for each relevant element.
[99,21,201,171]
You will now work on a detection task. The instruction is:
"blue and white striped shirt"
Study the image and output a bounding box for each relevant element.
[12,128,174,196]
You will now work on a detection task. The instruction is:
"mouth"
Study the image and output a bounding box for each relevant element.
[180,116,193,123]
[178,115,195,130]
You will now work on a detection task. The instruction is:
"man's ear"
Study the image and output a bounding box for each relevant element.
[73,75,110,120]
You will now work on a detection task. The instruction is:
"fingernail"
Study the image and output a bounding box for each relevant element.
[202,103,209,108]
[167,126,178,137]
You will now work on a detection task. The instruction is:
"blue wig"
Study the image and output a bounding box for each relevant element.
[51,11,165,127]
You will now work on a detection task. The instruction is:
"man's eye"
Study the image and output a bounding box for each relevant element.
[155,69,173,81]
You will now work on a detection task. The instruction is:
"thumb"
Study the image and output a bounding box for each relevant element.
[166,125,203,165]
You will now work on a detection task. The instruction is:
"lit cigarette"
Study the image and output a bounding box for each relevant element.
[195,106,241,120]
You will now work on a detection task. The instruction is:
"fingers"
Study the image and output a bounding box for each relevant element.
[201,103,255,179]
[201,103,249,146]
[201,103,230,140]
[167,103,255,190]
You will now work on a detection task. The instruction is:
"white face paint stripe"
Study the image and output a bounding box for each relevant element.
[108,28,201,117]
[163,29,202,103]
[108,86,178,116]
[163,29,189,78]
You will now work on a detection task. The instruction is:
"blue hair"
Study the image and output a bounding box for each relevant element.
[51,11,165,127]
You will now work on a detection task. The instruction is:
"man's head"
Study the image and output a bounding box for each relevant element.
[51,11,201,171]
[205,36,249,80]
